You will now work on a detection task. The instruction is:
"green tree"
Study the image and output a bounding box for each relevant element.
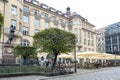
[14,46,37,64]
[33,28,75,70]
[0,12,4,38]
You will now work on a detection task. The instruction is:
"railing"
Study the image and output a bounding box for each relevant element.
[0,60,73,74]
[0,66,46,74]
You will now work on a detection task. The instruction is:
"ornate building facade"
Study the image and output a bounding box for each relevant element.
[0,0,96,63]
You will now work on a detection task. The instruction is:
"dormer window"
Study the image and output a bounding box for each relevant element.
[41,4,48,9]
[25,0,29,2]
[57,11,63,15]
[32,0,39,5]
[49,7,56,12]
[63,14,68,18]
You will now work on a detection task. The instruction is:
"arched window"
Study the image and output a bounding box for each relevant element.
[41,56,44,61]
[21,40,30,46]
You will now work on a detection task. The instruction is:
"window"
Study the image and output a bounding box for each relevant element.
[51,16,56,21]
[41,4,48,9]
[32,0,39,5]
[44,22,49,28]
[88,32,90,38]
[11,19,17,27]
[34,10,40,16]
[34,29,40,33]
[21,40,29,46]
[44,13,48,18]
[23,6,29,13]
[91,34,94,39]
[74,28,78,35]
[11,6,17,15]
[88,40,90,46]
[73,20,79,25]
[41,56,44,60]
[84,39,86,45]
[23,27,29,36]
[23,16,29,23]
[84,31,86,37]
[91,41,94,46]
[35,19,40,26]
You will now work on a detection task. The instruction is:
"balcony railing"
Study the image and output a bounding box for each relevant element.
[4,28,22,37]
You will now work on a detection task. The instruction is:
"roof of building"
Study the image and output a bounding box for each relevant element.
[24,0,95,27]
[106,22,120,30]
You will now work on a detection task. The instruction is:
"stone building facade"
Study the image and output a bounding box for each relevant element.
[0,0,96,63]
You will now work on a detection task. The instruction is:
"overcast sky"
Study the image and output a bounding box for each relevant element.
[38,0,120,28]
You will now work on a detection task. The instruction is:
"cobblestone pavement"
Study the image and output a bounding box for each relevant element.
[0,67,120,80]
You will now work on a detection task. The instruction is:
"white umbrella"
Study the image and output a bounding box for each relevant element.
[76,51,101,58]
[58,54,73,59]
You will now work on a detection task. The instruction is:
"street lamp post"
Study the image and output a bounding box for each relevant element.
[74,38,77,73]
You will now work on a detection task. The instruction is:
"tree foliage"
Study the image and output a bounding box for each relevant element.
[0,12,4,38]
[33,28,75,54]
[14,46,37,60]
[33,28,75,70]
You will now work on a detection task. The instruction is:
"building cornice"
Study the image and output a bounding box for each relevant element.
[24,0,69,20]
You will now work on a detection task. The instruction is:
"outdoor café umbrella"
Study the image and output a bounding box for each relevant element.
[105,54,120,60]
[76,51,101,58]
[58,54,73,59]
[90,53,111,59]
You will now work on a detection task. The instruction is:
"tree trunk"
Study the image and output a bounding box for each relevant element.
[51,52,58,71]
[23,56,27,65]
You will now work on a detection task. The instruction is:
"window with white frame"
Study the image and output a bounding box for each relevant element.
[35,19,40,26]
[23,6,29,13]
[44,22,49,28]
[23,16,29,23]
[23,27,29,36]
[21,40,29,46]
[11,19,17,27]
[11,5,17,15]
[74,28,78,35]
